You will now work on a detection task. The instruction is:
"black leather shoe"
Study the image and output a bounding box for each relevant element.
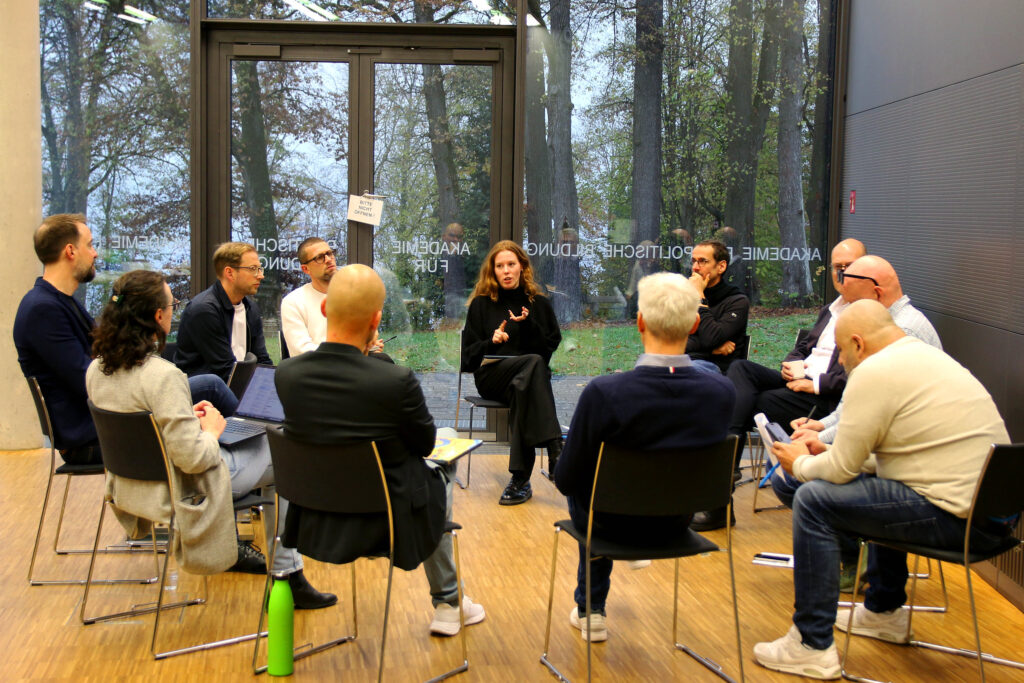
[499,478,532,506]
[288,569,338,610]
[545,438,563,482]
[228,540,267,574]
[690,505,736,532]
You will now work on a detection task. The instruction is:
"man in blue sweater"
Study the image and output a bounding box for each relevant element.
[553,272,736,642]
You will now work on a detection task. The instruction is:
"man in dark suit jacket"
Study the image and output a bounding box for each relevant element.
[14,214,101,464]
[275,263,485,637]
[690,239,867,531]
[175,241,273,383]
[553,272,736,642]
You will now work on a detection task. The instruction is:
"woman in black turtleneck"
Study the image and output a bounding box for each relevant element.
[462,240,562,505]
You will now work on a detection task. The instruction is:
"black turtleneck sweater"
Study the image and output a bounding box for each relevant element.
[462,286,562,373]
[686,279,750,370]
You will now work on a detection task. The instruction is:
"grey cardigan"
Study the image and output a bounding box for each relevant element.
[86,354,236,574]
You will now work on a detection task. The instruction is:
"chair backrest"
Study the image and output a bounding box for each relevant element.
[738,334,751,361]
[87,400,169,482]
[591,436,739,517]
[970,443,1024,523]
[279,329,291,360]
[25,377,53,442]
[265,425,392,515]
[160,341,178,363]
[227,359,258,400]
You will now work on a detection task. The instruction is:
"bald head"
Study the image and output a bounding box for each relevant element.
[835,299,905,372]
[830,238,867,295]
[842,255,903,306]
[325,264,385,348]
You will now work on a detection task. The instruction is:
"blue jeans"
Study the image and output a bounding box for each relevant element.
[772,470,862,565]
[690,359,722,375]
[187,373,238,416]
[791,476,1008,649]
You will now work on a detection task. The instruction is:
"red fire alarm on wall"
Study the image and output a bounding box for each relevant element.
[849,190,856,214]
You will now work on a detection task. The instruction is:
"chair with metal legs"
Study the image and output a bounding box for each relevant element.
[82,400,270,659]
[453,329,510,489]
[840,443,1024,682]
[25,377,158,586]
[540,436,744,683]
[253,426,470,681]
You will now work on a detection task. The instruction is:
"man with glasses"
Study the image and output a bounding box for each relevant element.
[280,237,392,362]
[175,241,273,382]
[692,238,867,531]
[686,239,750,373]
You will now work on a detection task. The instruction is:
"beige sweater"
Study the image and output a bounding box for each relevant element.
[86,354,236,574]
[794,336,1009,517]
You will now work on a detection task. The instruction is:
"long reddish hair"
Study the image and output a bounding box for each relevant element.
[467,240,544,304]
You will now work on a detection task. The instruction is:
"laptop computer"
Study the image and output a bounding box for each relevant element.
[218,365,284,446]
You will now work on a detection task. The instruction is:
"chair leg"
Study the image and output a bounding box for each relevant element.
[377,560,395,683]
[425,528,470,682]
[539,528,570,682]
[52,475,73,552]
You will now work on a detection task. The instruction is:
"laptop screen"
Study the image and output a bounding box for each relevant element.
[234,365,285,422]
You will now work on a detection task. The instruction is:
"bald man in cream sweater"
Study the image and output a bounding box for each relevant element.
[752,300,1014,680]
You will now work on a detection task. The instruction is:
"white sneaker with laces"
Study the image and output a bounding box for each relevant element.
[835,605,912,644]
[429,596,486,636]
[569,606,608,642]
[753,624,840,680]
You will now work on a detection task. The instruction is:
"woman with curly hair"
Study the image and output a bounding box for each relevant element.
[86,270,335,607]
[462,241,562,505]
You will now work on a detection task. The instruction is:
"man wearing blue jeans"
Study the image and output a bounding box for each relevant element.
[753,300,1012,680]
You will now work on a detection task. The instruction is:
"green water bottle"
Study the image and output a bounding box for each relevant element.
[267,572,294,676]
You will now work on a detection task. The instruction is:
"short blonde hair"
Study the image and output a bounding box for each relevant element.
[213,242,257,277]
[637,272,699,341]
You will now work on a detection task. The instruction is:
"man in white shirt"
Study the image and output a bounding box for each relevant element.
[280,237,337,357]
[752,300,1013,680]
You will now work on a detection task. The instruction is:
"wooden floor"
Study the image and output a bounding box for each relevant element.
[3,445,1023,682]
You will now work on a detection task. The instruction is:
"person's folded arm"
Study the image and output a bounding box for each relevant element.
[691,296,749,351]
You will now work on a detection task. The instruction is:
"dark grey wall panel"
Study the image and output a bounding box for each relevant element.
[841,66,1024,333]
[847,0,1024,114]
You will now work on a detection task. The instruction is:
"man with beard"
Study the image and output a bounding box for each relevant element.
[685,239,750,373]
[280,237,391,361]
[14,215,103,464]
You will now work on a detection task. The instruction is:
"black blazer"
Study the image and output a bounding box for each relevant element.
[784,303,847,399]
[13,278,97,448]
[275,342,445,571]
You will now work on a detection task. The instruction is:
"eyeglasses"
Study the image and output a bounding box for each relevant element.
[691,257,714,267]
[234,264,265,275]
[838,271,879,287]
[171,297,188,312]
[831,263,850,273]
[302,249,336,265]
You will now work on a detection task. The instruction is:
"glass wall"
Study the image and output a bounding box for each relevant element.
[41,0,192,316]
[522,0,834,372]
[207,0,515,25]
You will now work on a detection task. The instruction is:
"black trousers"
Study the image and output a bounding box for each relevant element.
[59,439,103,465]
[474,354,561,477]
[726,359,838,436]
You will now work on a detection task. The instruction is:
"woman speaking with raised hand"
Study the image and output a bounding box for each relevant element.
[462,241,563,506]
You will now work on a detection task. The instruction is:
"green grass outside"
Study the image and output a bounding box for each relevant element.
[267,311,818,374]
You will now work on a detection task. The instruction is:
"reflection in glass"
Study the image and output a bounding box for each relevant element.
[229,59,349,358]
[372,62,492,372]
[40,1,192,315]
[206,0,514,25]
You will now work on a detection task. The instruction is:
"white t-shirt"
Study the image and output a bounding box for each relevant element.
[280,283,327,356]
[231,302,247,361]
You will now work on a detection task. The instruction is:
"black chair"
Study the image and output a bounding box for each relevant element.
[82,400,271,659]
[25,377,157,586]
[452,329,511,489]
[160,341,177,363]
[840,443,1024,682]
[539,436,744,683]
[254,426,469,682]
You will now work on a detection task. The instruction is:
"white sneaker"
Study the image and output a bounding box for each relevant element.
[753,624,840,680]
[835,605,912,644]
[569,606,608,642]
[627,560,651,569]
[429,596,486,636]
